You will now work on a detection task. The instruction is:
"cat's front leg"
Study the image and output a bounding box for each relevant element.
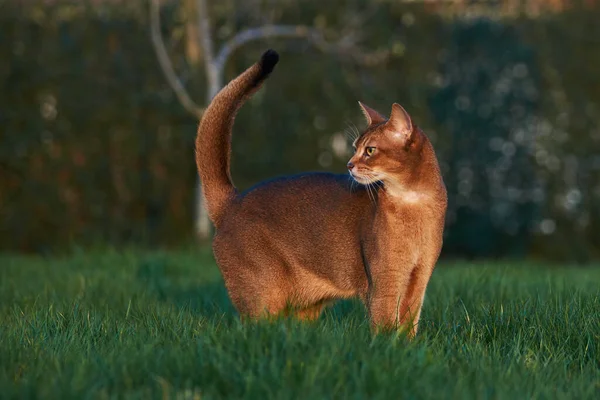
[395,263,435,338]
[366,266,413,335]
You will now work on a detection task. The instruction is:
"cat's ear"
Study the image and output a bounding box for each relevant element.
[386,103,413,139]
[358,101,386,127]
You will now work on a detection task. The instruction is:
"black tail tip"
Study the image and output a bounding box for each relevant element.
[259,49,279,75]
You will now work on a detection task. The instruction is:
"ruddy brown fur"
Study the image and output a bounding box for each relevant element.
[195,50,447,337]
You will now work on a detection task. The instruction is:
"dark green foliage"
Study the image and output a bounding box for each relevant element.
[518,9,600,262]
[1,1,600,260]
[429,20,540,258]
[0,2,198,251]
[1,249,599,398]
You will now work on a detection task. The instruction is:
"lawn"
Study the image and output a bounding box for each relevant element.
[1,248,599,399]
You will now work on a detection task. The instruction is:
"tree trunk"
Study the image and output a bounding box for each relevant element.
[183,0,212,240]
[194,180,211,239]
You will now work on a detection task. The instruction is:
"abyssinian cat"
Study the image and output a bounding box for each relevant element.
[196,50,447,336]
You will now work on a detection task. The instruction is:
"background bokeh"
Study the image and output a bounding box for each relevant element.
[1,0,599,261]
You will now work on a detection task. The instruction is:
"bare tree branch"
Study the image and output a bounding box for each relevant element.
[214,25,320,71]
[214,24,390,72]
[150,0,203,118]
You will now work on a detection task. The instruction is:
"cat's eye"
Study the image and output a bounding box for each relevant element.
[365,147,376,156]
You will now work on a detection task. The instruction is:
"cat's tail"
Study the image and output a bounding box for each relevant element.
[195,49,279,228]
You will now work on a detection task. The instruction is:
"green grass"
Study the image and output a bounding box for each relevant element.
[1,249,599,399]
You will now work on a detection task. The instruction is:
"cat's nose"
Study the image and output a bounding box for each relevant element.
[347,161,354,170]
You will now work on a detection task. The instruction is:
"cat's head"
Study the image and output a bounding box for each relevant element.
[347,102,428,192]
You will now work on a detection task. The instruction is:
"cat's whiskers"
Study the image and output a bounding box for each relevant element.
[344,121,360,141]
[367,175,382,199]
[364,171,383,185]
[373,180,384,191]
[369,183,378,203]
[348,121,361,140]
[354,170,384,205]
[344,121,360,142]
[347,174,357,193]
[366,183,375,204]
[344,129,355,142]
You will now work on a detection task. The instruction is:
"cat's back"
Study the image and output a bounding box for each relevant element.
[236,172,368,217]
[241,172,356,198]
[217,172,372,242]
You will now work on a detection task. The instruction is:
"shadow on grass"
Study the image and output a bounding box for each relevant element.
[135,255,236,318]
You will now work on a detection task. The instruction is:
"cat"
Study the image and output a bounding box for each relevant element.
[195,49,447,337]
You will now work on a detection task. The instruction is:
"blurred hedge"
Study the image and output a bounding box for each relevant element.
[1,1,599,261]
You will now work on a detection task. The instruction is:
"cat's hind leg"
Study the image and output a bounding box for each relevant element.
[218,259,291,320]
[226,277,289,320]
[292,301,328,322]
[214,239,291,320]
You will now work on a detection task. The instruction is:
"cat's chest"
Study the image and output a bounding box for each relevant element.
[369,204,442,262]
[379,202,439,235]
